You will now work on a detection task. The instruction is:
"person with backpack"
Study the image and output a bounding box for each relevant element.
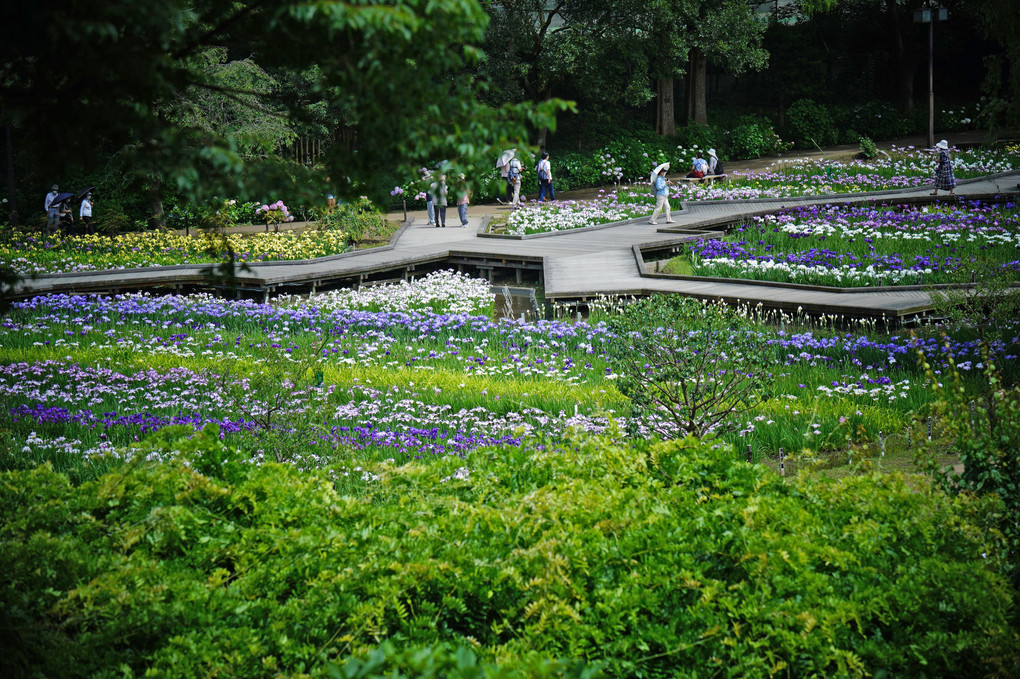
[508,156,524,207]
[707,148,725,176]
[536,151,555,202]
[686,151,709,178]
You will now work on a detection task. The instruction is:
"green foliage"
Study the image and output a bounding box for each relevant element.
[833,101,910,144]
[921,347,1020,587]
[785,98,838,149]
[316,197,385,246]
[724,115,787,159]
[606,295,773,438]
[328,641,596,679]
[1,434,1017,678]
[928,261,1020,351]
[1,1,570,209]
[858,136,878,160]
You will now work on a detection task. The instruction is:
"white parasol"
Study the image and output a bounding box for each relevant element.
[496,149,516,168]
[650,162,670,184]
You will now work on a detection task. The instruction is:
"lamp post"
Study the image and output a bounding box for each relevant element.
[913,4,948,149]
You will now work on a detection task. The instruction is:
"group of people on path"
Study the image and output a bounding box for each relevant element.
[44,184,93,237]
[421,168,470,229]
[647,140,954,223]
[496,150,555,208]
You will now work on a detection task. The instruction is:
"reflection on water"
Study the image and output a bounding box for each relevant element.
[493,287,540,321]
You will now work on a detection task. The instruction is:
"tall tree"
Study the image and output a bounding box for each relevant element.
[680,0,769,125]
[972,0,1020,129]
[1,0,567,212]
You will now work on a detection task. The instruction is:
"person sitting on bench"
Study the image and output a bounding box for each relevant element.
[686,152,709,178]
[707,148,725,176]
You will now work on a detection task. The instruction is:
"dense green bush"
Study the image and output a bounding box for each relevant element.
[316,196,385,245]
[724,115,788,160]
[833,101,910,144]
[786,98,839,149]
[2,426,1016,678]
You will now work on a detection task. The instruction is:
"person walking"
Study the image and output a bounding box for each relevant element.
[508,156,523,207]
[80,192,94,234]
[537,151,555,202]
[456,188,470,227]
[497,157,512,204]
[430,174,448,227]
[44,184,60,235]
[931,139,956,195]
[649,166,674,225]
[58,198,74,234]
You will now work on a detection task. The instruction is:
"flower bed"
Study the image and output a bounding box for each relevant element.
[0,228,348,276]
[683,200,1020,287]
[3,271,1016,477]
[501,145,1020,236]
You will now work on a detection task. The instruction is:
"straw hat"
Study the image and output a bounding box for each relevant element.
[707,148,717,157]
[936,139,949,150]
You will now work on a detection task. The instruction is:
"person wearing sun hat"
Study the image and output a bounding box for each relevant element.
[707,148,724,176]
[931,139,956,196]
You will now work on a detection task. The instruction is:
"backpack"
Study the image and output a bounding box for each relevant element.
[537,163,549,181]
[508,160,521,181]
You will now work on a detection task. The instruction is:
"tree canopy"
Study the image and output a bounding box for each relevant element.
[1,0,568,207]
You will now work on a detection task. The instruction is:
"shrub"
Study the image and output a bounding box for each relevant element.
[673,122,718,152]
[834,101,910,142]
[724,115,787,159]
[786,98,838,149]
[606,295,774,438]
[858,135,878,160]
[1,430,1016,678]
[316,196,384,245]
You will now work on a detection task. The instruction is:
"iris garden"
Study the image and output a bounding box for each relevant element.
[4,270,1015,483]
[3,205,1020,674]
[682,199,1020,286]
[502,144,1020,236]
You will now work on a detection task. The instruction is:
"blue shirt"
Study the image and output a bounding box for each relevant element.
[655,175,668,196]
[693,158,709,173]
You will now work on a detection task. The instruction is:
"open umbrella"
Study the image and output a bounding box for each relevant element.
[495,149,516,168]
[650,162,670,184]
[76,186,95,203]
[51,192,75,206]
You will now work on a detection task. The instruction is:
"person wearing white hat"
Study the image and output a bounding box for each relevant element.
[648,165,675,225]
[931,139,955,195]
[707,148,724,176]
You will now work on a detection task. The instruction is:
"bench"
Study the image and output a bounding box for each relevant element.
[677,173,728,184]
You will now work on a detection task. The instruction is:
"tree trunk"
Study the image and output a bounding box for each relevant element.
[686,47,708,124]
[5,125,18,228]
[147,175,165,230]
[655,77,676,137]
[885,0,917,113]
[897,58,915,113]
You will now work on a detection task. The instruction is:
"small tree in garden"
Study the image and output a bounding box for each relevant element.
[920,346,1020,587]
[607,295,772,438]
[928,262,1020,354]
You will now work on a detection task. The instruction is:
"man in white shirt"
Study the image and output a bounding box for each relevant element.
[80,193,94,234]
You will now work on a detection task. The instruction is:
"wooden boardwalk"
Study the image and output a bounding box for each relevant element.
[12,171,1020,319]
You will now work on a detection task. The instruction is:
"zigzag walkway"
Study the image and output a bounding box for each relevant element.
[12,172,1020,319]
